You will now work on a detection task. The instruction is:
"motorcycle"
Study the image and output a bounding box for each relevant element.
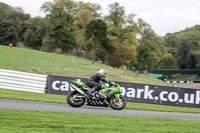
[67,80,126,110]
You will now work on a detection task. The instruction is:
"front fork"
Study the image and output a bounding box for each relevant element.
[113,94,121,105]
[115,94,120,99]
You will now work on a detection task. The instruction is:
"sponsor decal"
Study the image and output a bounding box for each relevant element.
[99,92,107,98]
[120,85,200,105]
[46,75,200,108]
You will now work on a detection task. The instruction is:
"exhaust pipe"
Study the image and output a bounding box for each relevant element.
[71,84,84,94]
[71,84,89,98]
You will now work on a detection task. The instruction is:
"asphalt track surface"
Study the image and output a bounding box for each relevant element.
[0,99,200,120]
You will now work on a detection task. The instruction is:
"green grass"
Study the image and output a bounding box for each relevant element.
[0,109,199,133]
[1,88,200,114]
[0,45,170,86]
[0,88,66,103]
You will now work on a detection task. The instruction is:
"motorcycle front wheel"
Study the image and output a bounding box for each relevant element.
[67,91,85,107]
[109,96,126,110]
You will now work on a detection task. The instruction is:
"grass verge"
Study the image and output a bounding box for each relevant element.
[0,109,200,133]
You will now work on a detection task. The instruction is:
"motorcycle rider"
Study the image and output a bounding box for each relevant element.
[86,69,112,96]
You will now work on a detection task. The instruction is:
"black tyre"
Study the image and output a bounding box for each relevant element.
[109,96,126,110]
[67,91,85,107]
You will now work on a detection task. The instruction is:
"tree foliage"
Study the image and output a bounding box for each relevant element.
[105,36,134,67]
[104,2,143,68]
[73,2,101,52]
[0,2,30,45]
[105,2,125,40]
[176,31,200,69]
[21,17,48,49]
[0,20,17,45]
[164,25,200,69]
[158,54,177,69]
[23,29,37,48]
[41,0,77,53]
[85,19,115,64]
[136,28,166,70]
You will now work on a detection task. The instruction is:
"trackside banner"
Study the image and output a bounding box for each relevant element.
[46,75,200,108]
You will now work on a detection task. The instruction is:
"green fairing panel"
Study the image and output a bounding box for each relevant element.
[100,88,114,93]
[100,84,121,95]
[100,84,107,88]
[116,94,120,98]
[115,84,121,94]
[71,80,89,88]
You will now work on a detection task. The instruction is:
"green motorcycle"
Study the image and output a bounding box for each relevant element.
[67,80,126,110]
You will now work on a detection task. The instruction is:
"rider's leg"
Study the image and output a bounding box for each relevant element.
[85,81,99,95]
[88,85,99,95]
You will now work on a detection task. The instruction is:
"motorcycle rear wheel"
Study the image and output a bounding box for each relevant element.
[109,96,126,110]
[67,91,85,107]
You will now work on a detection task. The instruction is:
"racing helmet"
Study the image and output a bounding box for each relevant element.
[98,69,107,77]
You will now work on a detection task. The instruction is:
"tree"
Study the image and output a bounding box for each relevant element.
[20,17,48,49]
[0,20,17,45]
[85,19,115,64]
[0,2,30,45]
[73,2,101,53]
[158,54,177,69]
[164,25,200,69]
[7,7,30,42]
[105,2,141,67]
[164,33,177,56]
[105,2,126,41]
[176,31,200,69]
[41,34,57,52]
[136,28,166,70]
[105,36,134,67]
[195,51,200,69]
[41,0,77,53]
[23,29,37,48]
[106,2,125,28]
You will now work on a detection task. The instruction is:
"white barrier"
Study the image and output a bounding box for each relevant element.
[0,69,47,93]
[166,80,193,84]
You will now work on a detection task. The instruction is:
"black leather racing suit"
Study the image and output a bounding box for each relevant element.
[85,73,109,93]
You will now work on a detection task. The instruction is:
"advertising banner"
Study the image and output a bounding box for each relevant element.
[46,75,200,108]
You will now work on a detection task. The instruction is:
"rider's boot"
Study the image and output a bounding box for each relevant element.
[88,86,98,96]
